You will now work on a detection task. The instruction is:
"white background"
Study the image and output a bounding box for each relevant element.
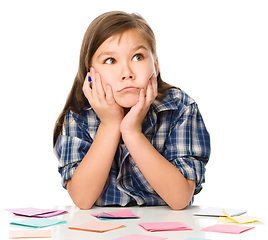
[0,0,267,213]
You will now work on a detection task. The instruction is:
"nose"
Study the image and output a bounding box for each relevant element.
[121,63,134,81]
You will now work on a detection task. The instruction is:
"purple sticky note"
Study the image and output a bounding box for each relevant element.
[5,207,67,218]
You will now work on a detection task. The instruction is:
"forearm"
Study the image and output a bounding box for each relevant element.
[67,124,121,209]
[122,132,195,210]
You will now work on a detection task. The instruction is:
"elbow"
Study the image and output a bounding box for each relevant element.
[66,180,96,210]
[78,203,94,210]
[170,180,195,210]
[168,196,192,211]
[73,198,95,210]
[169,202,189,211]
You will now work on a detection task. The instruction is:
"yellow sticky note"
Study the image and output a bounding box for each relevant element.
[222,209,259,224]
[217,216,236,223]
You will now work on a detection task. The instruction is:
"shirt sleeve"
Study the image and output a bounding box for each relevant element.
[54,111,92,189]
[163,103,211,195]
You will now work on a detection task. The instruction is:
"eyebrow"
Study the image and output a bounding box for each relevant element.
[97,45,149,60]
[132,44,148,52]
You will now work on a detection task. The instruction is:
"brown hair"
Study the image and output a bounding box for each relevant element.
[53,11,179,146]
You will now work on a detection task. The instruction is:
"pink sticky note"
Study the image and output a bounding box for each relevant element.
[112,234,167,240]
[139,222,193,232]
[68,220,126,233]
[5,207,67,218]
[201,224,254,234]
[9,229,52,239]
[92,208,139,219]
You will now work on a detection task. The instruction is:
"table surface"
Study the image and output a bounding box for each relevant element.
[1,205,267,239]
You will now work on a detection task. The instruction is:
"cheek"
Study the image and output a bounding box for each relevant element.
[91,64,113,86]
[139,66,155,85]
[98,73,113,89]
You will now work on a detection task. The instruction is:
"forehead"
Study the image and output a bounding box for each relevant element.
[96,29,151,54]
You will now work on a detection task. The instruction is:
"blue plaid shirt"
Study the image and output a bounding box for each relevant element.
[54,89,210,206]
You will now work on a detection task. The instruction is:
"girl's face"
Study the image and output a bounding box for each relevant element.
[91,29,158,108]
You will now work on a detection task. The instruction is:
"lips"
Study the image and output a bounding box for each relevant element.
[118,86,139,93]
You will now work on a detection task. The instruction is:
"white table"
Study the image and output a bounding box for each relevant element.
[2,205,267,239]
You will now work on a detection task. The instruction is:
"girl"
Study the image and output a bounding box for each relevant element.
[53,11,210,210]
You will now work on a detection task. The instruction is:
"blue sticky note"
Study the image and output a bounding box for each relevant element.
[10,218,67,228]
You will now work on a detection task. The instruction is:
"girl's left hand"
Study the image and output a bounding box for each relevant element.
[120,74,157,138]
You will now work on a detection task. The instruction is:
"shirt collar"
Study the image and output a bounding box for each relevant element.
[151,92,178,113]
[142,91,178,135]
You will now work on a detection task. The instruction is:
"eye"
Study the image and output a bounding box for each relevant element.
[104,58,116,64]
[132,54,144,62]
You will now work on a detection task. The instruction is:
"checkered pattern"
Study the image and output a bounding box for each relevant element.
[54,89,210,206]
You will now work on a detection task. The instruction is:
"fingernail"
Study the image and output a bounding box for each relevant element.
[88,76,92,82]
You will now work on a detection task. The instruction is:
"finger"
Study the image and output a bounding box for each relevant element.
[90,67,96,92]
[148,74,157,94]
[88,75,92,88]
[145,80,154,104]
[105,85,115,104]
[147,74,157,103]
[90,68,103,102]
[95,73,106,101]
[136,88,146,109]
[82,72,92,102]
[151,74,158,98]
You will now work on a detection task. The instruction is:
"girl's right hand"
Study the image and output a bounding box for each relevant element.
[83,67,124,129]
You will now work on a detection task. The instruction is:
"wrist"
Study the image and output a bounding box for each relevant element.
[99,122,121,134]
[121,130,144,143]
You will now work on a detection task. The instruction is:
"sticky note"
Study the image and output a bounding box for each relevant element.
[193,207,246,217]
[6,207,53,216]
[185,238,211,240]
[34,209,67,218]
[9,229,52,239]
[112,234,167,240]
[222,209,259,224]
[5,207,68,218]
[10,218,67,228]
[139,222,193,232]
[68,220,126,233]
[92,208,139,219]
[217,216,236,223]
[200,224,254,234]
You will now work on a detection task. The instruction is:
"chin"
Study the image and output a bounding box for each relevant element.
[117,97,139,108]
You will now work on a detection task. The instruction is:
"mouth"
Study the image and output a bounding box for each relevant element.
[118,86,139,93]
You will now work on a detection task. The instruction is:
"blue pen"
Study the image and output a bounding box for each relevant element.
[88,76,92,82]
